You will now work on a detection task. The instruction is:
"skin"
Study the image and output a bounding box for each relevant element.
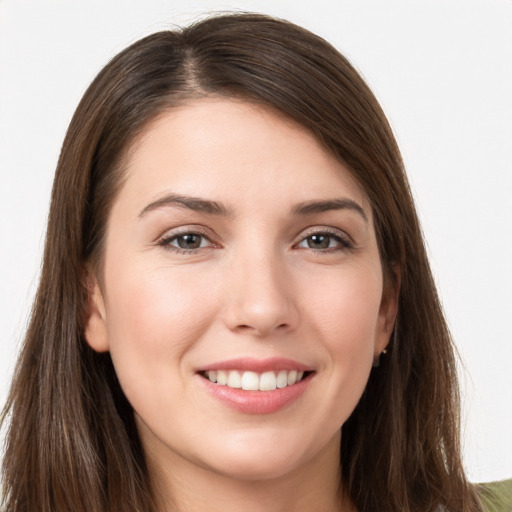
[85,98,398,512]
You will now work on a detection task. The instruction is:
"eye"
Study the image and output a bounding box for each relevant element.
[159,231,214,253]
[296,231,352,251]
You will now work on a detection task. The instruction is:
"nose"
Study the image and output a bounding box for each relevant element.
[222,249,299,337]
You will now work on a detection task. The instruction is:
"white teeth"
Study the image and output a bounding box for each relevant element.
[217,370,227,385]
[204,369,307,391]
[259,371,277,391]
[276,370,288,389]
[227,370,242,388]
[241,371,259,390]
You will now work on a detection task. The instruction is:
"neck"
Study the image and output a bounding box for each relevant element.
[144,431,355,512]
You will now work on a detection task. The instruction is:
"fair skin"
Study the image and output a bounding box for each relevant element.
[85,98,398,512]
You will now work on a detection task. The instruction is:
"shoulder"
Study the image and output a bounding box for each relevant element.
[477,479,512,512]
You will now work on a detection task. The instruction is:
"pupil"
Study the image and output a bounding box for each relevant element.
[308,234,330,249]
[178,234,201,249]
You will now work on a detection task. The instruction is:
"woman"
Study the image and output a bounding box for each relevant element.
[1,13,484,512]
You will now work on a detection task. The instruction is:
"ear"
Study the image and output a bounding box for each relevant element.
[84,271,110,352]
[374,265,401,361]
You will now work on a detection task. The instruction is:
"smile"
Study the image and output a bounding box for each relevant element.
[202,369,307,391]
[197,358,315,414]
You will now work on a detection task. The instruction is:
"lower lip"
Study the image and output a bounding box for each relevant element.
[198,373,313,414]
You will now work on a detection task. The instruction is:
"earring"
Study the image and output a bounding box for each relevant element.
[372,348,388,368]
[373,323,396,368]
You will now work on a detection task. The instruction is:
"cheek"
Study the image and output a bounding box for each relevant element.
[102,261,219,399]
[302,267,383,405]
[305,265,383,346]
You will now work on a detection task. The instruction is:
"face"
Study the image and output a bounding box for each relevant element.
[85,98,397,483]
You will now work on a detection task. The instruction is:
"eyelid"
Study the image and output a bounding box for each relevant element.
[156,225,219,253]
[155,224,355,254]
[293,226,355,251]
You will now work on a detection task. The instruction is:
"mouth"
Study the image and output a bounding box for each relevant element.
[199,369,313,391]
[196,358,315,414]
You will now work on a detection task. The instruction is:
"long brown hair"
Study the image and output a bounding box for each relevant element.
[1,13,482,512]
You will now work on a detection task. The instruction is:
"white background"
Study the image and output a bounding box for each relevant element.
[1,0,511,483]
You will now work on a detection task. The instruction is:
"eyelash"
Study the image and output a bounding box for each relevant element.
[158,229,215,254]
[157,228,354,255]
[295,228,354,253]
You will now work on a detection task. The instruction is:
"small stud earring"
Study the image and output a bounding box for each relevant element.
[373,348,388,368]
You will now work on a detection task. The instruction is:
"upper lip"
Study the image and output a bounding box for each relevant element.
[197,357,314,373]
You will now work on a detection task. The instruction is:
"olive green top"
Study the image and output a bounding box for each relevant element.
[479,479,512,512]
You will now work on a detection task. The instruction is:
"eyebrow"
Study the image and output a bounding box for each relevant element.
[291,198,368,223]
[138,193,368,223]
[138,193,233,218]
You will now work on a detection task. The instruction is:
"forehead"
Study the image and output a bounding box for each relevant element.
[119,98,370,217]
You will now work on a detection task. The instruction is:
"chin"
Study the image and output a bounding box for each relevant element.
[196,430,320,482]
[209,453,304,482]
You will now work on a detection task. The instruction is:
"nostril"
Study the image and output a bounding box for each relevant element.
[234,322,290,336]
